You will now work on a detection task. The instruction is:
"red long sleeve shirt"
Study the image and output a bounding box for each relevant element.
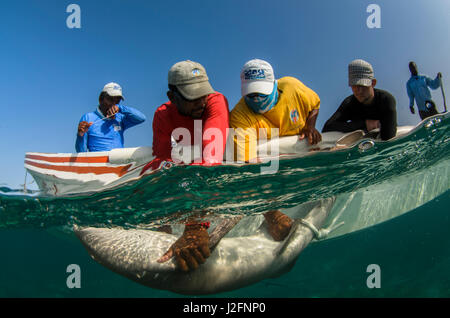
[152,92,230,164]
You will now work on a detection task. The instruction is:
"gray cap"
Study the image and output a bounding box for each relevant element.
[168,60,215,100]
[348,59,374,87]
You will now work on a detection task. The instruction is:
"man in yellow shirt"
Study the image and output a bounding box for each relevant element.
[230,59,322,162]
[228,59,323,244]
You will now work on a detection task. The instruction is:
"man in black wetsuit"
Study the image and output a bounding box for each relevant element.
[322,59,397,140]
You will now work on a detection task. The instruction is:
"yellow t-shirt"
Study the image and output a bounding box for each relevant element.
[229,76,320,161]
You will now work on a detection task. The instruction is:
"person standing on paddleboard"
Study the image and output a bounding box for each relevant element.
[406,61,442,120]
[322,59,397,140]
[75,82,146,152]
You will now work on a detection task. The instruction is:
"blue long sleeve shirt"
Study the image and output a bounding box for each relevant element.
[406,74,441,111]
[75,104,146,152]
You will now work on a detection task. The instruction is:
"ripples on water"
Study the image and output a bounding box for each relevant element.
[0,114,449,230]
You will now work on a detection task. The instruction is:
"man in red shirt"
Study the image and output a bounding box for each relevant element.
[152,60,229,164]
[153,60,229,272]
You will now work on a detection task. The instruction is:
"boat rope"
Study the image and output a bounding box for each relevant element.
[23,170,28,192]
[21,171,35,192]
[298,218,345,240]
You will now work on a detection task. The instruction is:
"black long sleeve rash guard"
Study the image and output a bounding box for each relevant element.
[322,89,397,140]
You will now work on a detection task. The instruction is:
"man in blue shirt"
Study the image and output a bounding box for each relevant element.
[75,82,146,152]
[406,61,442,120]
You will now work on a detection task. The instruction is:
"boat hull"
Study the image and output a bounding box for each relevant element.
[25,128,414,196]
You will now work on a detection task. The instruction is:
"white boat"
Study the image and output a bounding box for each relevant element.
[25,127,415,196]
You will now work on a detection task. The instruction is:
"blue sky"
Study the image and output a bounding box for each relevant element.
[1,0,449,188]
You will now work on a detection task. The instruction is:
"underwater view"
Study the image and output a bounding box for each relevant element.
[0,113,448,297]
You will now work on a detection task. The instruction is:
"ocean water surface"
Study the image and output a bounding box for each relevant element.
[0,113,449,297]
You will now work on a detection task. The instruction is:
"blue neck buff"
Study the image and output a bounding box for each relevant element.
[245,80,279,114]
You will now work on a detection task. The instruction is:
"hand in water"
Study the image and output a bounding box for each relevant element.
[157,223,210,272]
[264,210,293,241]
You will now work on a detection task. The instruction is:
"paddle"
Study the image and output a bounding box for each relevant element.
[439,74,447,113]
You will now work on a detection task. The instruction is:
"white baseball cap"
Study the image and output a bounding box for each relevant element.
[102,82,124,100]
[240,59,275,96]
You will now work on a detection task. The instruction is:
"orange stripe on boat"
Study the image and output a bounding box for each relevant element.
[24,160,131,177]
[25,154,109,164]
